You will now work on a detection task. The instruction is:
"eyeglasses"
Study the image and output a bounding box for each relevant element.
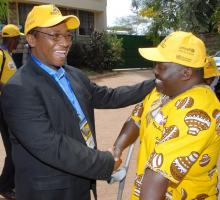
[33,30,73,42]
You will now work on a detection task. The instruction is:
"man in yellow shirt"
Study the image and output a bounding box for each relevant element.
[112,31,220,199]
[0,24,23,200]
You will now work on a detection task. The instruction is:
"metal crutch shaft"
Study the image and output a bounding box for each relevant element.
[117,143,135,200]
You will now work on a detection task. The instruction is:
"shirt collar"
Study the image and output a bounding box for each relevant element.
[56,67,65,79]
[31,54,65,79]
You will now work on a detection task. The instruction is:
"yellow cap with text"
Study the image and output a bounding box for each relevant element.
[1,24,24,37]
[25,4,80,35]
[204,56,220,78]
[139,31,207,68]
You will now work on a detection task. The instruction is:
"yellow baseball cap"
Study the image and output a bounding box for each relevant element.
[204,56,220,78]
[25,4,80,35]
[1,24,24,37]
[139,31,206,68]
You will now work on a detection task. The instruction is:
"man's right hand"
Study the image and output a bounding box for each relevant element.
[113,156,122,171]
[108,148,122,171]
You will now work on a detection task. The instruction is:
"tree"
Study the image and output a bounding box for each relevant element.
[178,0,220,33]
[67,31,124,72]
[131,0,182,43]
[132,0,220,42]
[111,14,150,35]
[0,0,8,24]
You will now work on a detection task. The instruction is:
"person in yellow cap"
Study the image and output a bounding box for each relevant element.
[0,4,155,200]
[111,31,220,199]
[204,56,220,100]
[0,24,23,200]
[0,24,23,88]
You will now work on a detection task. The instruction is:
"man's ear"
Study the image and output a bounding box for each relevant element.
[182,67,192,80]
[26,34,36,48]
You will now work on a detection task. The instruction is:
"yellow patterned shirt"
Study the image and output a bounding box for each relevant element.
[0,49,17,84]
[131,86,220,200]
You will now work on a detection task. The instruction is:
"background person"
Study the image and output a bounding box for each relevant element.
[204,56,220,92]
[0,24,23,200]
[0,4,155,200]
[112,31,220,199]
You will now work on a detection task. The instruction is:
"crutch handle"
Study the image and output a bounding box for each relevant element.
[108,167,126,184]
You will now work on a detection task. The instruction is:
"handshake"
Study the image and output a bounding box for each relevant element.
[106,106,142,183]
[109,146,123,171]
[107,143,135,184]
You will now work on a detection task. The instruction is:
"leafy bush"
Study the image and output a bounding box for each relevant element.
[67,31,124,72]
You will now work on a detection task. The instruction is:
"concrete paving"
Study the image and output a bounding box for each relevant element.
[0,69,219,200]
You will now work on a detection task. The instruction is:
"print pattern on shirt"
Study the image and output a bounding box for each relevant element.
[132,102,144,117]
[156,125,179,144]
[165,191,173,200]
[184,109,211,136]
[199,154,211,167]
[192,193,209,200]
[175,97,194,109]
[181,188,187,200]
[208,166,216,178]
[212,109,220,135]
[170,151,199,181]
[148,151,163,168]
[131,102,144,127]
[133,174,144,197]
[8,61,16,70]
[146,96,168,127]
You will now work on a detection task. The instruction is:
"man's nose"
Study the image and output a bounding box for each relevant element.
[153,64,158,75]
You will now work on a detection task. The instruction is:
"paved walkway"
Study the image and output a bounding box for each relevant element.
[0,69,219,200]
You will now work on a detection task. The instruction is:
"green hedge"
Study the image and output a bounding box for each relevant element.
[116,35,154,69]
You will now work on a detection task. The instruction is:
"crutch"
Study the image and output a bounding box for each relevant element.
[108,142,135,200]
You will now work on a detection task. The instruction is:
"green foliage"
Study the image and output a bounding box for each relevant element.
[67,31,124,72]
[132,0,220,43]
[0,0,8,24]
[179,0,220,33]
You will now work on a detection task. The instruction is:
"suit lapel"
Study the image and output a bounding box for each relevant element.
[28,59,80,120]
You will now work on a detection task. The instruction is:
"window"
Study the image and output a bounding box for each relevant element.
[58,7,78,39]
[78,11,94,35]
[18,3,34,32]
[59,7,77,16]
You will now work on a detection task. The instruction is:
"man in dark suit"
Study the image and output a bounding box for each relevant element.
[0,4,155,200]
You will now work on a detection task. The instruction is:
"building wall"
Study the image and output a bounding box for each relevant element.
[20,0,106,11]
[15,0,107,31]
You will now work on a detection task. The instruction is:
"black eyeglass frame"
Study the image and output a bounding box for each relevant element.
[32,30,73,42]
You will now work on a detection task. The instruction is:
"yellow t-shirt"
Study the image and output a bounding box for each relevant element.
[131,86,220,200]
[0,49,17,83]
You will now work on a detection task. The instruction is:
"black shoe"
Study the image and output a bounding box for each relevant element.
[0,190,15,200]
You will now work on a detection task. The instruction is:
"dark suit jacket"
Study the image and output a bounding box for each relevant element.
[1,58,155,200]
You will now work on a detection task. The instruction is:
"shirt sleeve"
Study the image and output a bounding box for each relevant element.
[130,102,144,127]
